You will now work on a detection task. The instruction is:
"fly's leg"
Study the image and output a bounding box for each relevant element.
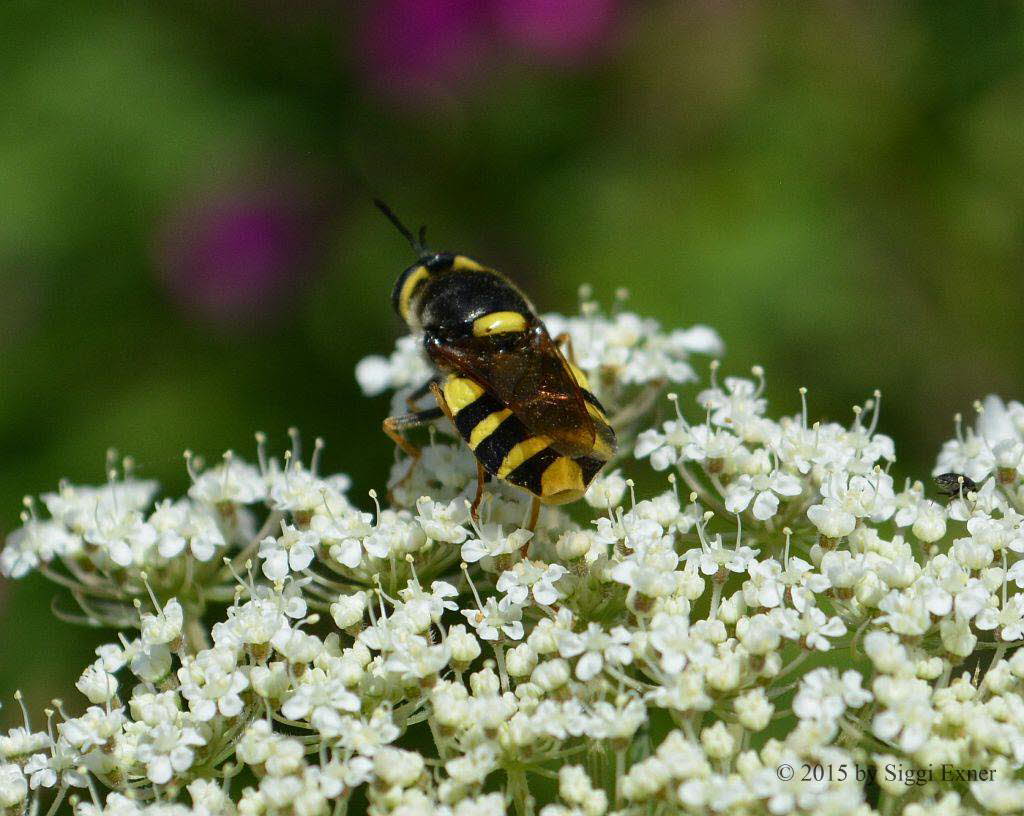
[406,376,441,412]
[608,377,666,431]
[471,460,488,524]
[383,407,444,457]
[523,496,541,556]
[554,332,578,366]
[429,381,457,425]
[383,406,444,495]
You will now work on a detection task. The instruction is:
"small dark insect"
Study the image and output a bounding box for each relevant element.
[374,200,617,534]
[934,472,978,498]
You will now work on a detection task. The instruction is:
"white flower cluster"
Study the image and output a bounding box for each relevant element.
[2,302,1024,816]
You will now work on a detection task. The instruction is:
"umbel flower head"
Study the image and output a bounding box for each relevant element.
[3,294,1024,816]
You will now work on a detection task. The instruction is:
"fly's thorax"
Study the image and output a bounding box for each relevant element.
[415,266,536,340]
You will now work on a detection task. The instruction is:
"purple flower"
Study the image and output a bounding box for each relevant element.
[361,0,488,101]
[360,0,621,104]
[157,178,325,322]
[493,0,619,63]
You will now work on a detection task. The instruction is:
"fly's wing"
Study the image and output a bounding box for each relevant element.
[430,325,597,457]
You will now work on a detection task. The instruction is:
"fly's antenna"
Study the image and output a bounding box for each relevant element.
[374,199,428,256]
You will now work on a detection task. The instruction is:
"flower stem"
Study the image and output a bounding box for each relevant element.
[493,642,510,693]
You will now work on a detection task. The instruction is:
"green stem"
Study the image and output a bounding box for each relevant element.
[185,615,211,654]
[709,581,723,619]
[614,746,626,809]
[493,643,511,693]
[508,768,533,816]
[41,785,68,816]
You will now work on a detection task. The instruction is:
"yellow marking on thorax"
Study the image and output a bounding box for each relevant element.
[498,436,551,479]
[451,255,486,272]
[443,376,485,414]
[472,311,527,337]
[468,409,512,449]
[541,457,585,501]
[399,266,429,321]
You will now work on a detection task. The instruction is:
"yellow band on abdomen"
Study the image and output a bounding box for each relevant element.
[498,436,551,479]
[468,409,512,449]
[541,456,585,500]
[443,376,485,414]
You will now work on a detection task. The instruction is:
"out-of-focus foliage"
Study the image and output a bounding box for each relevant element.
[2,0,1024,725]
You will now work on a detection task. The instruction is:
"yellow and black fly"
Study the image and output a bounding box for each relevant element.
[376,201,617,531]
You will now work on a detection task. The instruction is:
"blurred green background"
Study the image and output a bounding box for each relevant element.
[3,0,1024,726]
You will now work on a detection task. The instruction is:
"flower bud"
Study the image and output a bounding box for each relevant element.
[470,667,500,697]
[374,748,424,788]
[734,688,773,732]
[531,659,570,692]
[912,504,946,543]
[678,564,706,601]
[330,592,366,630]
[447,625,482,666]
[555,531,594,561]
[705,654,741,692]
[952,537,993,571]
[855,571,886,608]
[76,661,118,705]
[700,721,735,759]
[527,623,560,655]
[717,592,745,625]
[505,644,537,678]
[940,618,976,658]
[735,615,780,656]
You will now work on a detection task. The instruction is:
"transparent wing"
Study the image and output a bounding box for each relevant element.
[429,323,597,458]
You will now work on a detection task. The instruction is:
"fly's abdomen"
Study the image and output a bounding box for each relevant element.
[442,374,610,505]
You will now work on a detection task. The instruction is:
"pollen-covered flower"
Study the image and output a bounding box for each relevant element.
[76,660,119,704]
[496,560,567,605]
[462,596,524,641]
[149,500,226,561]
[0,764,28,808]
[177,646,249,721]
[132,720,206,784]
[462,524,532,564]
[935,395,1024,483]
[793,667,872,725]
[722,460,802,520]
[0,520,78,578]
[557,623,633,680]
[188,456,266,506]
[259,523,318,583]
